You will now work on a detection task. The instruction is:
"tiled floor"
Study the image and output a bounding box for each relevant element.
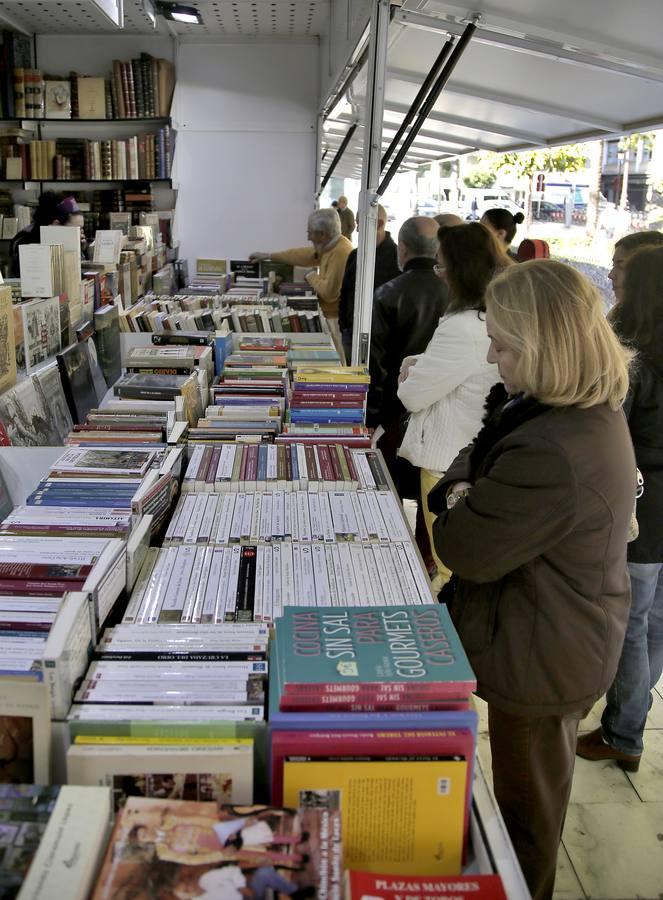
[474,685,663,900]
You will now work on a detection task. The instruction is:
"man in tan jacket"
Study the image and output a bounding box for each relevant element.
[250,208,353,359]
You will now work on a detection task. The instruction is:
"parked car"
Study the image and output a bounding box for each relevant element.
[533,200,562,221]
[466,198,525,221]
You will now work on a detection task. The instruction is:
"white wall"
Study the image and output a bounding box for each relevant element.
[174,41,319,266]
[34,34,320,271]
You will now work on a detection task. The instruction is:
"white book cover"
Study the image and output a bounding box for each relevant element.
[259,491,272,542]
[272,543,283,619]
[18,785,111,900]
[50,447,155,477]
[93,230,123,265]
[200,547,225,623]
[19,245,57,297]
[262,544,273,622]
[311,542,332,607]
[182,547,211,623]
[42,591,93,720]
[299,543,316,606]
[159,545,197,623]
[337,542,360,605]
[40,225,81,253]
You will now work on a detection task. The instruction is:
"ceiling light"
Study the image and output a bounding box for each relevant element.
[143,0,157,27]
[156,2,203,24]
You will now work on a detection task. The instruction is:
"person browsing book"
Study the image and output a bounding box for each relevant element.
[338,203,400,363]
[249,208,352,359]
[577,244,663,773]
[9,193,86,277]
[397,222,507,591]
[365,216,449,488]
[427,260,635,900]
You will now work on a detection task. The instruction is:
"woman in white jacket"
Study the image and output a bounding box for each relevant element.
[397,222,510,589]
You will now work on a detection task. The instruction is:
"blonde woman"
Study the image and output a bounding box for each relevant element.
[427,260,635,900]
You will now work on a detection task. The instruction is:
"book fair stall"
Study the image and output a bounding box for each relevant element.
[0,1,662,898]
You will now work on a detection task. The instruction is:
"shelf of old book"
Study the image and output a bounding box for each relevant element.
[37,117,173,125]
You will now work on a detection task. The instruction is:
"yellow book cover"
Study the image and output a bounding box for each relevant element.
[294,366,370,383]
[196,258,227,275]
[77,77,106,119]
[282,757,467,875]
[0,286,17,394]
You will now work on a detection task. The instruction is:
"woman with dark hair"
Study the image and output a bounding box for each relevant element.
[578,244,663,772]
[397,222,509,589]
[9,192,85,276]
[481,207,524,258]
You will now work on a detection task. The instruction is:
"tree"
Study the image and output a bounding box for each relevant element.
[617,133,654,209]
[498,145,588,226]
[462,152,500,188]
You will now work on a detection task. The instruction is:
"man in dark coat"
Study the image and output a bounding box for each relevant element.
[338,203,400,363]
[336,196,355,240]
[366,216,448,497]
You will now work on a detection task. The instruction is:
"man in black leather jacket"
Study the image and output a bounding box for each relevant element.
[366,216,448,498]
[339,203,400,363]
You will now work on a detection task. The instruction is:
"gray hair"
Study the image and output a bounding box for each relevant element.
[308,208,341,240]
[398,217,439,258]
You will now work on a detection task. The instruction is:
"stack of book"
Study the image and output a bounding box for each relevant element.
[113,372,203,426]
[65,620,268,795]
[269,605,478,877]
[283,365,371,445]
[0,533,126,651]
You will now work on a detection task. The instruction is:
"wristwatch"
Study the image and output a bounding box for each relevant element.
[446,487,470,509]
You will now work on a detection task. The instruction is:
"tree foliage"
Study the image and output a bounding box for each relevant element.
[499,144,589,178]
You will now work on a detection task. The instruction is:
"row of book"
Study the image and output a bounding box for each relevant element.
[119,297,327,334]
[166,486,411,545]
[5,129,173,181]
[0,780,507,900]
[0,45,175,120]
[181,443,387,492]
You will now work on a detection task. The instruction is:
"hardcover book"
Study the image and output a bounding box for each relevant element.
[0,784,61,900]
[0,286,17,395]
[33,362,74,445]
[21,296,61,373]
[0,377,54,446]
[44,79,72,118]
[56,341,99,425]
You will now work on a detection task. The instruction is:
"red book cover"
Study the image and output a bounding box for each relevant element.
[205,446,221,487]
[279,697,470,713]
[284,442,292,483]
[343,444,361,482]
[0,580,80,596]
[246,444,259,482]
[345,872,508,900]
[0,562,93,579]
[291,391,367,403]
[316,443,333,483]
[0,420,11,446]
[328,443,344,483]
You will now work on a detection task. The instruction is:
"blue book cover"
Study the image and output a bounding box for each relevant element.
[257,444,268,482]
[213,333,234,376]
[290,444,299,481]
[290,410,364,424]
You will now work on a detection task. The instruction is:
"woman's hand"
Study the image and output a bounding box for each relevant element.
[398,356,418,385]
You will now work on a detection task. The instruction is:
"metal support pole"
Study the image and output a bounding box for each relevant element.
[320,122,358,191]
[380,38,453,173]
[378,16,479,196]
[314,113,324,204]
[351,0,391,367]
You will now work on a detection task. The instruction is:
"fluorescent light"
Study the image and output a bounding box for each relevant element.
[156,3,203,24]
[143,0,157,27]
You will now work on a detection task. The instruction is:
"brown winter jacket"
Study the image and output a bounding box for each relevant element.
[428,391,635,717]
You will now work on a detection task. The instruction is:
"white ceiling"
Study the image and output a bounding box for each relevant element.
[321,0,663,180]
[0,0,328,37]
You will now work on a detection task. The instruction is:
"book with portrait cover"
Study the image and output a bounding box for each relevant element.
[90,798,342,900]
[0,285,17,395]
[21,295,61,374]
[0,377,53,446]
[0,677,50,784]
[56,341,100,425]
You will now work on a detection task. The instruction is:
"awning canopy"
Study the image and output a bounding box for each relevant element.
[320,0,663,180]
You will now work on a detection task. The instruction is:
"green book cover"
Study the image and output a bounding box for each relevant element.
[275,605,475,696]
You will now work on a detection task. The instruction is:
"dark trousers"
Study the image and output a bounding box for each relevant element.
[488,705,582,900]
